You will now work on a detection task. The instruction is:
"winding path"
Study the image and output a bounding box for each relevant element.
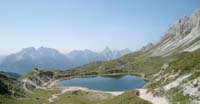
[45,87,124,104]
[137,89,169,104]
[46,88,169,104]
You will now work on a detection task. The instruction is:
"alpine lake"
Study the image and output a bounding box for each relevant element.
[58,75,147,91]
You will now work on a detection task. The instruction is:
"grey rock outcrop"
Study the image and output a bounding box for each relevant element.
[149,9,200,56]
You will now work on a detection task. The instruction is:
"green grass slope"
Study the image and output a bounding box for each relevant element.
[74,51,173,78]
[147,49,200,104]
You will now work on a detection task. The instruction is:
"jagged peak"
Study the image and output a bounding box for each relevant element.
[162,15,193,41]
[19,47,62,55]
[191,9,200,19]
[162,9,200,40]
[191,9,200,26]
[121,48,131,52]
[21,47,36,52]
[38,47,57,51]
[141,43,154,52]
[150,9,200,56]
[178,16,190,22]
[103,46,112,53]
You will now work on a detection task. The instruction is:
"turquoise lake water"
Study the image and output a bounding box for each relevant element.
[58,75,146,91]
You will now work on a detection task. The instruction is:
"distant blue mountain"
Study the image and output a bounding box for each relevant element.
[0,47,131,74]
[0,71,21,78]
[0,55,5,64]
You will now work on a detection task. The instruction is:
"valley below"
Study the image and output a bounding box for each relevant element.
[1,7,200,104]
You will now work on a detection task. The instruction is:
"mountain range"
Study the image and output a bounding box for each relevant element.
[64,9,200,103]
[0,47,131,74]
[0,8,200,104]
[0,55,5,63]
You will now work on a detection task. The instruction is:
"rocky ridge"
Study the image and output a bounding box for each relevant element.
[0,47,131,74]
[146,9,200,56]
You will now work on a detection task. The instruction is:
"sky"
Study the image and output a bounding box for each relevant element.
[0,0,200,55]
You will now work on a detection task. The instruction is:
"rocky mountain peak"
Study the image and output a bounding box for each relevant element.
[21,47,36,53]
[149,9,200,56]
[141,43,154,52]
[164,16,193,40]
[102,47,112,53]
[0,47,131,74]
[191,9,200,27]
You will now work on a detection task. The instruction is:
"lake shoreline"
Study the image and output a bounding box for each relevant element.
[51,74,146,92]
[47,74,169,104]
[46,86,125,103]
[48,73,148,88]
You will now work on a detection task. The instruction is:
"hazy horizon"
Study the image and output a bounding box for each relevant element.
[0,0,200,55]
[0,46,132,56]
